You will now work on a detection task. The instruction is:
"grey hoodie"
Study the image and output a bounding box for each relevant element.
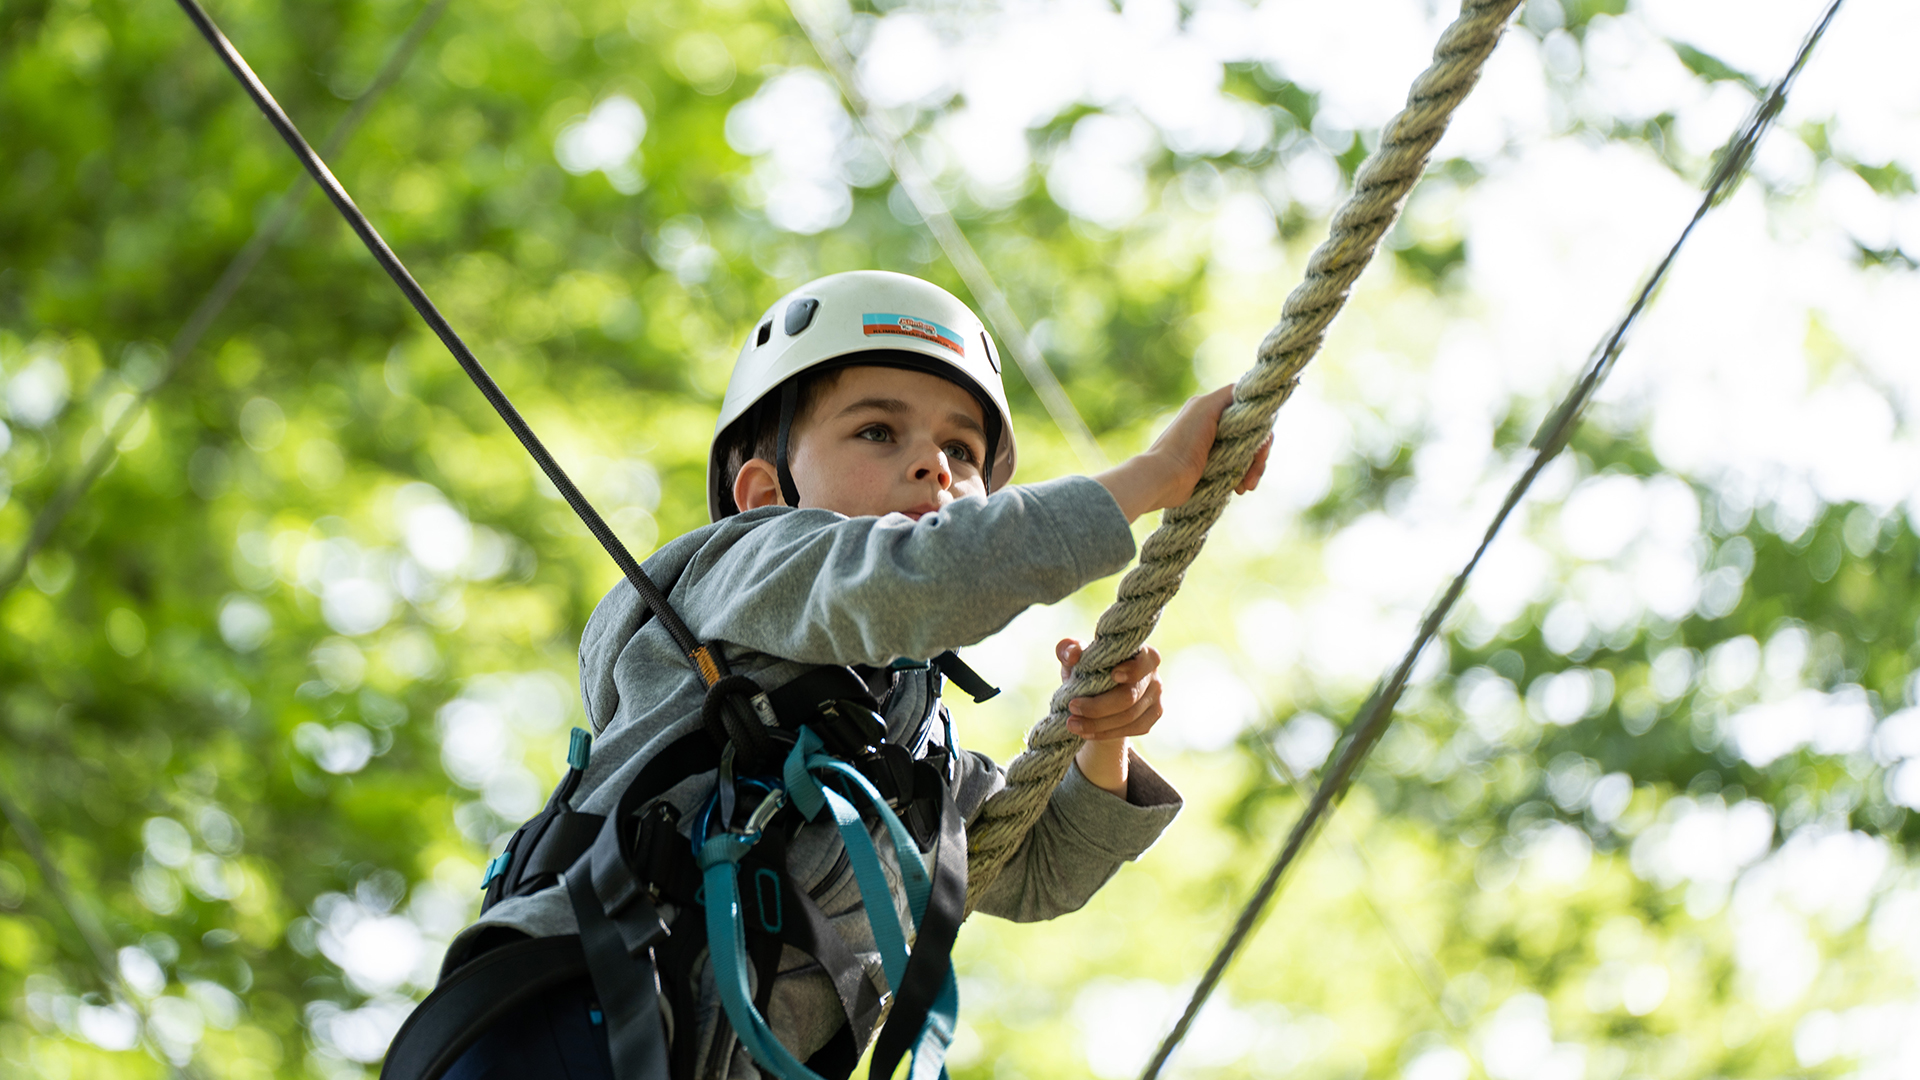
[446,475,1181,1076]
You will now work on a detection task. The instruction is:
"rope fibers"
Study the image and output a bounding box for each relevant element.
[785,0,1110,471]
[963,0,1527,911]
[1141,2,1846,1075]
[0,0,450,603]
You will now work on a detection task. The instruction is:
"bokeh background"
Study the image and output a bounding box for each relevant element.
[3,0,1919,1076]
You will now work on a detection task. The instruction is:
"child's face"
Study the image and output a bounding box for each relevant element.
[784,365,990,519]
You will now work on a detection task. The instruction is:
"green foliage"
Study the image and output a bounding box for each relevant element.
[3,0,1915,1077]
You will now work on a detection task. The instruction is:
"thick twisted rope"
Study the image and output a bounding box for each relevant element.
[1137,4,1844,1073]
[963,0,1524,911]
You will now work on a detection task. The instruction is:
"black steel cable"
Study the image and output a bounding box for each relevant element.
[1139,2,1846,1075]
[171,0,718,676]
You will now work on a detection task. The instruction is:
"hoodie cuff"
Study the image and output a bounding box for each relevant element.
[1047,749,1182,862]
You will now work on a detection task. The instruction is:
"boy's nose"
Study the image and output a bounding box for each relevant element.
[910,446,952,489]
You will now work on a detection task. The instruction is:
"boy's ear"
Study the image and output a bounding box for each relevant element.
[732,457,785,511]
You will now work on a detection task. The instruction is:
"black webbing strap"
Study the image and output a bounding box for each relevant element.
[867,781,966,1080]
[566,828,672,1079]
[931,650,1000,703]
[517,810,605,881]
[171,0,727,688]
[378,934,589,1080]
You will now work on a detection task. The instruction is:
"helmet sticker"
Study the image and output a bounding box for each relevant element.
[862,313,965,356]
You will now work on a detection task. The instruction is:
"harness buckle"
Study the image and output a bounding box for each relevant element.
[480,851,512,889]
[812,699,887,758]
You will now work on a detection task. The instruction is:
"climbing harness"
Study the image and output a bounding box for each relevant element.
[384,653,987,1080]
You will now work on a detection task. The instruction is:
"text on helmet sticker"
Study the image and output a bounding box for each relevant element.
[862,313,965,356]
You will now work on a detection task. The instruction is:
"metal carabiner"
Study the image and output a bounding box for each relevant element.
[742,786,788,837]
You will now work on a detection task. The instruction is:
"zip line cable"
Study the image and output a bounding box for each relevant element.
[0,0,450,605]
[1139,3,1846,1075]
[0,8,444,1072]
[171,0,727,684]
[785,0,1110,471]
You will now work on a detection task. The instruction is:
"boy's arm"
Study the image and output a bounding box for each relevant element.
[949,639,1176,922]
[682,475,1137,666]
[1094,384,1272,522]
[1058,638,1164,798]
[682,383,1271,667]
[955,744,1182,923]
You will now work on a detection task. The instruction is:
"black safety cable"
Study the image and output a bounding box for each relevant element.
[172,0,726,685]
[1139,2,1846,1076]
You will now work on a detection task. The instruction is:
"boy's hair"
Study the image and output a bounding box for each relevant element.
[715,367,844,514]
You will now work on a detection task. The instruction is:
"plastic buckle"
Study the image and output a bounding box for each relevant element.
[567,728,592,771]
[813,700,887,758]
[480,851,511,889]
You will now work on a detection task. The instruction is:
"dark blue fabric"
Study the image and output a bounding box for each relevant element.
[440,976,615,1080]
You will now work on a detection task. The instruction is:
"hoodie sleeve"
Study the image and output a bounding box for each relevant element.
[680,475,1135,666]
[952,746,1182,922]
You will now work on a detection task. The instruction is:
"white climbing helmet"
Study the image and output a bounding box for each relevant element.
[707,270,1019,519]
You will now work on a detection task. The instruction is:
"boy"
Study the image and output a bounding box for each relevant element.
[429,271,1269,1079]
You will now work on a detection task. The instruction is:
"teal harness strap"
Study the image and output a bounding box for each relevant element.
[779,726,929,945]
[698,728,958,1080]
[697,832,819,1078]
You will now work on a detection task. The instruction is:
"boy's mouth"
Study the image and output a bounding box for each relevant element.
[901,503,941,521]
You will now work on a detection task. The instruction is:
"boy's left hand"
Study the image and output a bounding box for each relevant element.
[1057,638,1163,740]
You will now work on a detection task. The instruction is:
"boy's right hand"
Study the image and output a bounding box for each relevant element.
[1095,385,1273,522]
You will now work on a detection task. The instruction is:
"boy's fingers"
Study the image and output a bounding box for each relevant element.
[1070,675,1161,726]
[1070,697,1165,739]
[1070,679,1146,718]
[1106,645,1162,686]
[1237,432,1274,494]
[1070,646,1160,714]
[1057,637,1082,680]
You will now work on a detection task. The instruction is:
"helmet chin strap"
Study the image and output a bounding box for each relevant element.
[772,371,1001,511]
[774,379,804,508]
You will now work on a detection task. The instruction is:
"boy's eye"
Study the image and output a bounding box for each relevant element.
[944,442,976,464]
[856,425,892,443]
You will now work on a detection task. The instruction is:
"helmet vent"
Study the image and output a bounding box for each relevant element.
[755,320,772,347]
[784,298,819,336]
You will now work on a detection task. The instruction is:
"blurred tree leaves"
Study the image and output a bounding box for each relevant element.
[3,0,1917,1077]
